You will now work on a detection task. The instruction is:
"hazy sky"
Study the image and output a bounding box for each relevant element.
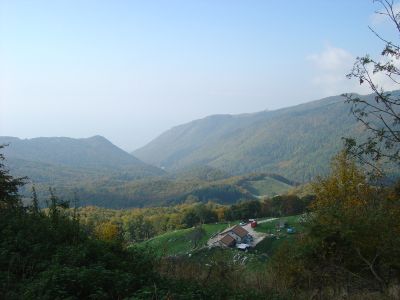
[1,1,398,151]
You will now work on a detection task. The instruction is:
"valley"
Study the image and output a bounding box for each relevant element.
[3,1,400,298]
[0,92,385,209]
[2,90,399,298]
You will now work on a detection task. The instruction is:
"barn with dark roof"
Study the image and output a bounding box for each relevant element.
[218,225,251,247]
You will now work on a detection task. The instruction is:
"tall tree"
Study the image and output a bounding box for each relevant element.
[271,153,400,294]
[72,190,79,222]
[47,187,69,224]
[30,185,40,214]
[344,0,400,174]
[0,145,25,210]
[309,152,400,291]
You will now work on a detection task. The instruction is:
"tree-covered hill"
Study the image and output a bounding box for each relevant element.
[0,136,295,208]
[0,135,165,184]
[35,172,294,208]
[167,165,231,182]
[134,93,379,182]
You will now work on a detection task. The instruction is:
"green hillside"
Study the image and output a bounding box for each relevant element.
[1,136,294,208]
[168,165,231,182]
[53,172,294,208]
[0,135,163,175]
[134,93,376,182]
[140,215,305,269]
[0,135,164,195]
[253,215,304,255]
[142,223,229,256]
[239,174,294,197]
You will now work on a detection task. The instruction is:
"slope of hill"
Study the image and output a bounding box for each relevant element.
[168,165,231,182]
[0,135,165,185]
[0,135,161,171]
[63,172,294,208]
[240,174,294,197]
[0,136,294,208]
[134,93,374,182]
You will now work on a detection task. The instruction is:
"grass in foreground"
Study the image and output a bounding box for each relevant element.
[141,223,229,256]
[253,215,304,255]
[139,215,304,271]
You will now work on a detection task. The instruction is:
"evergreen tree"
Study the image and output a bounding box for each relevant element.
[72,190,79,222]
[47,187,69,224]
[0,145,25,210]
[30,185,40,214]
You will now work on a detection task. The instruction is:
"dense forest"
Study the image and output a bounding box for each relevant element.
[0,136,298,208]
[71,193,313,243]
[0,135,164,185]
[14,166,295,208]
[133,93,376,181]
[0,146,277,299]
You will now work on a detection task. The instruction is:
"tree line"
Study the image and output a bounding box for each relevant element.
[69,192,313,244]
[0,146,273,299]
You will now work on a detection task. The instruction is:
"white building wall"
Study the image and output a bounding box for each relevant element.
[227,232,242,242]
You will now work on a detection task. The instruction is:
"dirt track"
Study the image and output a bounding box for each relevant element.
[243,218,277,246]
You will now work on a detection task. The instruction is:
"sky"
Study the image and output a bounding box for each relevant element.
[1,0,399,151]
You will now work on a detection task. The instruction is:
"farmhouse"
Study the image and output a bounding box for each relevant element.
[218,225,252,247]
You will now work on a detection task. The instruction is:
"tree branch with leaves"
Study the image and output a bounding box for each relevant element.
[344,0,400,175]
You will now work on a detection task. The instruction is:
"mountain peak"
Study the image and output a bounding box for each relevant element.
[86,135,108,141]
[0,135,164,176]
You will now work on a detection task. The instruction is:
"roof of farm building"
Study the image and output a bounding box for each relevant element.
[230,225,249,238]
[220,234,235,246]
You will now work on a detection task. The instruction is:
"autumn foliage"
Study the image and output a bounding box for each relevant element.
[271,152,400,297]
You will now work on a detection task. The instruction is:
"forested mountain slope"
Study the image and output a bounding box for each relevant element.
[0,135,164,185]
[0,136,294,208]
[134,93,374,182]
[57,172,295,208]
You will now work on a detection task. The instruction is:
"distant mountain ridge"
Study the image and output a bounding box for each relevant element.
[0,135,164,185]
[0,136,295,208]
[1,135,143,169]
[2,91,393,208]
[133,93,377,182]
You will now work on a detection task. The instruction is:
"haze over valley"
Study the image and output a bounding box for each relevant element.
[1,1,400,299]
[0,91,384,208]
